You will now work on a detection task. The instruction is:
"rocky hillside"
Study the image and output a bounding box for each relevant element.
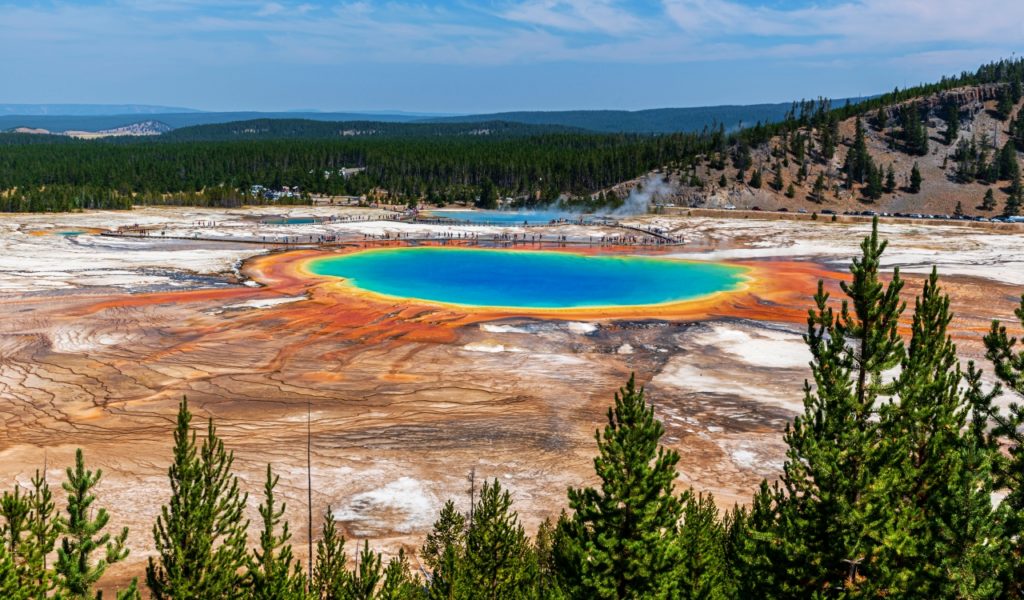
[9,120,172,138]
[65,120,172,138]
[643,83,1023,218]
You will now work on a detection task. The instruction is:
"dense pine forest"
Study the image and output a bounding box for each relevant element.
[1,58,1022,214]
[0,132,711,212]
[2,221,1023,598]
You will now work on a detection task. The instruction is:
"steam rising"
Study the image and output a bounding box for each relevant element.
[604,175,673,217]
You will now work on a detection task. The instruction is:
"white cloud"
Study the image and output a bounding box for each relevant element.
[0,0,1019,71]
[662,0,1024,49]
[498,0,646,35]
[256,2,285,17]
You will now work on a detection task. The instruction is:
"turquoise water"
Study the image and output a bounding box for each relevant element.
[57,230,86,236]
[308,247,746,308]
[424,210,593,225]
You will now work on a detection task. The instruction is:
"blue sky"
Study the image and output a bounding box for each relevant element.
[2,0,1022,112]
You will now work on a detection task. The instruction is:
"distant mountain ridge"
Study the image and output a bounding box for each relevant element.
[0,104,200,116]
[0,100,866,136]
[161,118,582,141]
[421,104,799,133]
[0,111,423,135]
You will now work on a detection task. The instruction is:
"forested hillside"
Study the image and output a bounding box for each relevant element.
[0,111,419,135]
[160,119,582,141]
[421,103,812,133]
[0,131,713,212]
[659,59,1024,218]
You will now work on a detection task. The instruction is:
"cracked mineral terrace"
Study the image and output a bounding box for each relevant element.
[1,206,1022,586]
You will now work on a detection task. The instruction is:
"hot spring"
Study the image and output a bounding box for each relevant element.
[307,247,747,309]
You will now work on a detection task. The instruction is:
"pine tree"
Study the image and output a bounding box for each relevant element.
[811,172,826,203]
[342,541,383,600]
[250,465,308,599]
[533,517,567,599]
[982,188,997,211]
[0,487,34,600]
[0,543,25,600]
[866,268,1003,597]
[901,103,929,156]
[718,174,727,188]
[147,398,250,599]
[1012,112,1024,152]
[944,102,961,145]
[421,500,464,573]
[26,469,58,597]
[998,142,1020,181]
[983,294,1024,596]
[460,479,536,600]
[733,141,752,170]
[820,115,838,162]
[785,183,795,198]
[954,200,964,218]
[864,162,883,200]
[874,106,887,131]
[955,139,982,182]
[750,168,763,189]
[772,168,784,192]
[421,499,465,599]
[557,375,683,599]
[1,486,31,592]
[773,218,905,595]
[378,549,419,599]
[909,162,922,193]
[0,475,55,599]
[53,449,138,600]
[313,509,348,600]
[844,118,872,186]
[997,89,1015,121]
[476,179,498,210]
[1,472,57,598]
[725,481,783,598]
[885,164,896,193]
[674,492,730,600]
[1005,170,1023,217]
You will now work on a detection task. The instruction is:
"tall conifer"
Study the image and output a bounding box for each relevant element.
[377,549,419,599]
[24,468,58,598]
[774,218,905,594]
[557,375,683,598]
[250,465,308,599]
[909,162,922,193]
[146,398,250,599]
[313,510,348,600]
[460,479,536,600]
[725,481,783,598]
[674,492,730,600]
[344,541,382,600]
[983,294,1024,596]
[421,500,464,574]
[53,449,137,600]
[867,269,1003,597]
